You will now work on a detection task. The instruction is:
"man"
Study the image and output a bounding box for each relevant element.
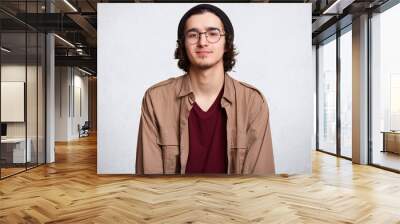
[136,4,275,175]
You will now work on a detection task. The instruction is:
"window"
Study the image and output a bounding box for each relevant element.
[371,2,400,171]
[318,36,337,155]
[339,28,352,158]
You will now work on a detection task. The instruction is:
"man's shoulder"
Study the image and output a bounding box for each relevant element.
[147,75,183,91]
[144,74,186,97]
[232,78,266,103]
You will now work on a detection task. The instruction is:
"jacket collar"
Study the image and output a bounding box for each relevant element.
[177,72,234,104]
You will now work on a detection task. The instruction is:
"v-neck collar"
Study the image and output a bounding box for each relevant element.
[192,86,224,119]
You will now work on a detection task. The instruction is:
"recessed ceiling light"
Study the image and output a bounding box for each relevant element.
[54,34,75,48]
[63,0,78,12]
[322,0,354,15]
[1,47,11,53]
[78,67,93,76]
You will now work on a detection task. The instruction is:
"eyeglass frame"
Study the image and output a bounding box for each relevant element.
[183,28,226,45]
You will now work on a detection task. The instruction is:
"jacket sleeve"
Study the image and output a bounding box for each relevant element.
[244,93,275,175]
[135,90,163,174]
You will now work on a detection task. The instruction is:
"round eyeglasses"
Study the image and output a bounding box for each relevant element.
[184,29,225,44]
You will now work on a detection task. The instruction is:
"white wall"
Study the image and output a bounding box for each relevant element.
[98,3,313,174]
[55,67,89,141]
[55,66,69,141]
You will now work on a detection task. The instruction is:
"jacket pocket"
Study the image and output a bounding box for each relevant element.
[230,132,249,174]
[157,131,180,174]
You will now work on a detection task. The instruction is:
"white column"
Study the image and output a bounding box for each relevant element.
[46,1,56,163]
[352,14,369,164]
[46,33,55,163]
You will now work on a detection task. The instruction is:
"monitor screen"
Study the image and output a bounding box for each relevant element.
[1,123,7,137]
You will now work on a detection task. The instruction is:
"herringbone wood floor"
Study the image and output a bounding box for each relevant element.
[1,134,400,223]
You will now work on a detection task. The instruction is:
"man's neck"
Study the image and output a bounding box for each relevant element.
[188,64,225,98]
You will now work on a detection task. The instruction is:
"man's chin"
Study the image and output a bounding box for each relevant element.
[192,62,216,70]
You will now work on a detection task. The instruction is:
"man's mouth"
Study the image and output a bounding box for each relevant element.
[196,51,212,56]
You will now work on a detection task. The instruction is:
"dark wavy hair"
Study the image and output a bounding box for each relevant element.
[174,9,238,72]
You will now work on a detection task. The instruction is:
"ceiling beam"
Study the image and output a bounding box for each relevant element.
[67,13,97,46]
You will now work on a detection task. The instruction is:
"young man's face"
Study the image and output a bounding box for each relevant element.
[184,12,226,71]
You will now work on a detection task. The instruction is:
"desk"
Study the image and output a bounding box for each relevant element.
[381,131,400,154]
[1,138,31,163]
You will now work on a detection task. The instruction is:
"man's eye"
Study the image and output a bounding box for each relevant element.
[187,33,198,38]
[208,31,219,36]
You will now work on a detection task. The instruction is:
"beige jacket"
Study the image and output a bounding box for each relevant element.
[136,73,275,175]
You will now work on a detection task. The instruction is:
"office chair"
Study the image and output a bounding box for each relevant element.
[79,121,90,138]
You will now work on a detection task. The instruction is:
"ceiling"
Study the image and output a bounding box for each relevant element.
[0,0,393,75]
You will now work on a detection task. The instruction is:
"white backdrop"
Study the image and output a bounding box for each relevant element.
[98,3,313,174]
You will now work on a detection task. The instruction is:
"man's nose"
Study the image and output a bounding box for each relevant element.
[197,33,208,46]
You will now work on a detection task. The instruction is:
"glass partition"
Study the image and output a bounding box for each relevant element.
[27,31,38,169]
[0,1,46,179]
[318,36,337,155]
[1,31,28,177]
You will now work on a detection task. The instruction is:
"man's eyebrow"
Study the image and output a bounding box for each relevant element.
[185,27,222,33]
